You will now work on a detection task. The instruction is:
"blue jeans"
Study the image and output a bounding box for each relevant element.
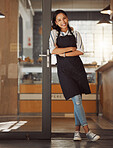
[72,94,88,127]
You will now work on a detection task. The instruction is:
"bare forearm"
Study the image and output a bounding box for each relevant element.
[66,50,83,56]
[52,47,74,54]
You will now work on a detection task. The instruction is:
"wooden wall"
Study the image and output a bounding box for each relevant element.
[0,0,18,115]
[102,67,113,121]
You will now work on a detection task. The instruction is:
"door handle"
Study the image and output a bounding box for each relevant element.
[39,49,50,68]
[39,54,47,57]
[39,49,49,57]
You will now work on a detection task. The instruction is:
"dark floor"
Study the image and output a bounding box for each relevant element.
[0,138,113,148]
[0,115,113,148]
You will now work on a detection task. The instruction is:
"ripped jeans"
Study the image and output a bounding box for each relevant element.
[72,94,88,127]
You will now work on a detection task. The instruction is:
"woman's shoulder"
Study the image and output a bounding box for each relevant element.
[50,28,58,35]
[71,28,79,34]
[71,29,81,37]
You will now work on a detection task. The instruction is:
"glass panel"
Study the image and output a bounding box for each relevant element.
[0,0,43,133]
[0,0,21,133]
[18,0,42,131]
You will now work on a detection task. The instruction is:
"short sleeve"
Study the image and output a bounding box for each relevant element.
[74,31,84,53]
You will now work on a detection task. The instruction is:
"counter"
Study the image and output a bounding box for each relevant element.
[19,63,98,115]
[96,61,113,121]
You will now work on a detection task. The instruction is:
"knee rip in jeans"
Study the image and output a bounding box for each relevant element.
[72,95,82,105]
[75,100,81,105]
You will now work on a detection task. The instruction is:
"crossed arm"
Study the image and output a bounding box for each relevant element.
[51,46,83,57]
[49,30,84,57]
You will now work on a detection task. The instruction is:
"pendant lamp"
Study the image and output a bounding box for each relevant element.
[0,12,5,18]
[101,5,112,15]
[97,18,111,25]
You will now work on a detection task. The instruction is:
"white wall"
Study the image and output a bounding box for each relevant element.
[69,21,112,65]
[19,0,33,51]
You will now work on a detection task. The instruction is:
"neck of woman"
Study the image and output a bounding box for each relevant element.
[61,27,68,33]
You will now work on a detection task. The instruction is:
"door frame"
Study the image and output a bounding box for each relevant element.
[0,0,51,140]
[42,0,51,139]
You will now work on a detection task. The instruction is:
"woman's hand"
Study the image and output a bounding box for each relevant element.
[65,50,83,57]
[58,47,77,57]
[55,44,58,48]
[59,53,65,57]
[70,47,77,51]
[52,46,76,55]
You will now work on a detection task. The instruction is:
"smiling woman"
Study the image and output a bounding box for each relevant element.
[49,9,100,142]
[55,13,68,32]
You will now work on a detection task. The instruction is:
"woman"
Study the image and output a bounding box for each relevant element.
[49,10,100,141]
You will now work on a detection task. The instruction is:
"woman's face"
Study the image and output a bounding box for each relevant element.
[55,13,68,32]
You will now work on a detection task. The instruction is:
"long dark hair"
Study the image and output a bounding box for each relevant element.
[52,10,73,36]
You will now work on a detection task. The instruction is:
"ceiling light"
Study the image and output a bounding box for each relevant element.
[101,5,112,15]
[97,18,111,26]
[0,12,5,18]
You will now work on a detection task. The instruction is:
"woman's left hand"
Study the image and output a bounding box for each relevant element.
[59,53,65,57]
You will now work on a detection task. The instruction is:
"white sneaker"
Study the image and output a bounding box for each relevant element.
[86,131,100,141]
[73,131,81,141]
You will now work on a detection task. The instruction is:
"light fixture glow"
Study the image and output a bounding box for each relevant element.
[0,12,5,18]
[101,5,112,15]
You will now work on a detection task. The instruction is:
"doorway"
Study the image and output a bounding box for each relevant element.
[0,0,51,140]
[1,0,110,140]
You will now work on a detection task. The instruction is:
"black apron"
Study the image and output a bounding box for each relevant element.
[56,33,91,100]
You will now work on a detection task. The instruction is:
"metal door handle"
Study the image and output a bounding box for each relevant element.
[39,49,50,67]
[39,49,50,57]
[39,54,47,57]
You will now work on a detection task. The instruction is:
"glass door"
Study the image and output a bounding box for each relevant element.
[0,0,51,139]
